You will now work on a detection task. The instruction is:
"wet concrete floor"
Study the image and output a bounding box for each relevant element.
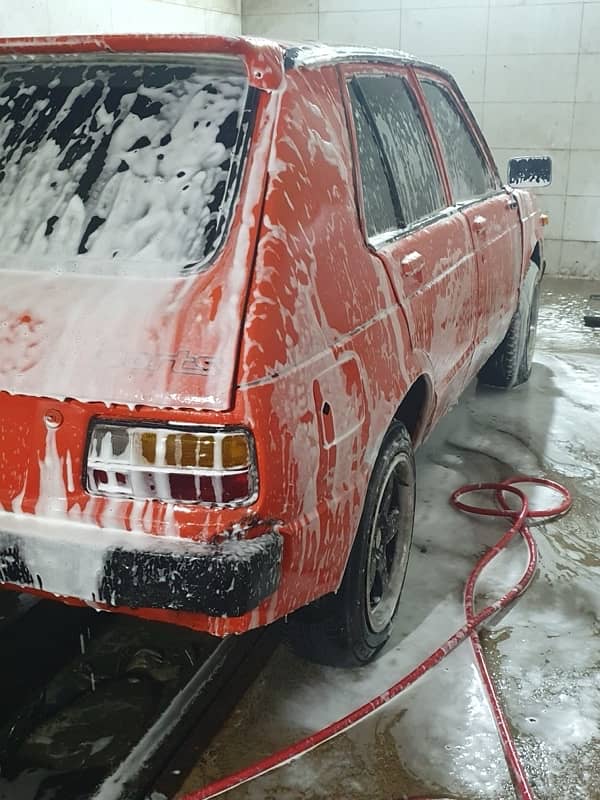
[177,277,600,800]
[0,601,222,800]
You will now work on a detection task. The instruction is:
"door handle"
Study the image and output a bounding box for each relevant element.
[506,195,518,210]
[473,215,487,234]
[401,250,425,280]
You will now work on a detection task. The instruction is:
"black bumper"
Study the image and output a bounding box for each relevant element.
[0,530,283,618]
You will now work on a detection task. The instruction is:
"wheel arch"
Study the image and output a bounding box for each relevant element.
[391,374,434,447]
[531,240,546,275]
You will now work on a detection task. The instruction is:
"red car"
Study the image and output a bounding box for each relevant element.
[0,35,549,665]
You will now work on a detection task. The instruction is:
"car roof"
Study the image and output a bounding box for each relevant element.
[281,40,442,73]
[0,33,461,100]
[0,33,449,77]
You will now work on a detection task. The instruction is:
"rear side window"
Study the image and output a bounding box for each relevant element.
[0,57,252,272]
[354,75,445,227]
[348,81,397,238]
[421,80,495,204]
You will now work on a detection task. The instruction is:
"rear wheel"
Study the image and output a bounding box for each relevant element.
[518,280,541,383]
[478,261,541,389]
[290,422,415,667]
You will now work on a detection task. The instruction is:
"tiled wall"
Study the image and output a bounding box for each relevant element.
[0,0,241,37]
[243,0,600,277]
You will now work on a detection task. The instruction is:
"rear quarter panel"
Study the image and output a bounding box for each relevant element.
[237,65,425,621]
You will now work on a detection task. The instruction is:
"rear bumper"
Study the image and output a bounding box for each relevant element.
[98,533,283,616]
[0,512,283,617]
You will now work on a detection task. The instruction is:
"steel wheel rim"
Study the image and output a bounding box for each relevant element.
[365,452,414,634]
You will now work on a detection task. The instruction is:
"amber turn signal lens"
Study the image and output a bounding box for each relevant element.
[165,433,214,468]
[222,434,250,468]
[540,213,549,226]
[140,432,157,464]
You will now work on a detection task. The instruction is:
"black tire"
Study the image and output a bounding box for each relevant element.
[289,421,416,667]
[478,262,541,389]
[517,279,541,383]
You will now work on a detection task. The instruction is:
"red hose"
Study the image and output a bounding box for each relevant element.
[182,476,571,800]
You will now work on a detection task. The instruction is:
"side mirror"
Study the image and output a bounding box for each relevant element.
[507,156,552,189]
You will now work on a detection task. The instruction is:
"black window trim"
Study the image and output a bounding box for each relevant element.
[368,205,458,249]
[419,76,501,208]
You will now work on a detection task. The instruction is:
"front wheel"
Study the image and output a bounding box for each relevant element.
[478,261,541,389]
[290,421,416,667]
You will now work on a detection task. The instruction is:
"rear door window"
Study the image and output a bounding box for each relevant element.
[421,80,496,204]
[348,80,398,238]
[354,75,446,228]
[0,57,253,271]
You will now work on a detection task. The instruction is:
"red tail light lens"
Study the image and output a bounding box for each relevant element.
[221,472,249,503]
[85,422,257,506]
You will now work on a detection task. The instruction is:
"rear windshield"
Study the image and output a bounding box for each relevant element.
[0,57,252,272]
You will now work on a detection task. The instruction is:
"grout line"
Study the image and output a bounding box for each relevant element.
[419,50,583,56]
[317,0,320,40]
[474,101,576,105]
[396,0,598,7]
[480,0,491,130]
[559,0,586,268]
[398,3,402,51]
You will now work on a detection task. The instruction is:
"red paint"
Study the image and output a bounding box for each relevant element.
[0,36,544,636]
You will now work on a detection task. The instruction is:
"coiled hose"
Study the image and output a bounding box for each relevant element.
[183,476,572,800]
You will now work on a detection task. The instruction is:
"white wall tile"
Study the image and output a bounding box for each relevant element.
[559,240,600,276]
[534,194,566,239]
[567,151,600,196]
[319,10,401,48]
[243,12,318,38]
[45,0,111,33]
[488,4,582,55]
[582,3,600,53]
[563,196,600,241]
[490,0,582,5]
[243,0,316,13]
[542,239,563,275]
[184,0,240,13]
[111,0,208,31]
[572,103,600,149]
[492,148,570,194]
[319,0,401,10]
[419,54,486,102]
[0,0,241,35]
[485,55,578,102]
[205,9,242,33]
[576,54,600,102]
[405,0,487,7]
[491,148,513,185]
[0,0,50,34]
[401,7,488,56]
[469,101,485,125]
[482,102,573,149]
[220,0,242,14]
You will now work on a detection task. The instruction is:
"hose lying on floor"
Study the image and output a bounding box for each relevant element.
[183,476,572,800]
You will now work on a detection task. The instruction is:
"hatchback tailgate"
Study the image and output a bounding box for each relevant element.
[1,267,246,411]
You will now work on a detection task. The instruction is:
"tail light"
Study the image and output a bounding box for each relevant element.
[85,421,258,506]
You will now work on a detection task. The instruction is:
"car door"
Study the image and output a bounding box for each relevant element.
[343,67,478,411]
[418,75,523,365]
